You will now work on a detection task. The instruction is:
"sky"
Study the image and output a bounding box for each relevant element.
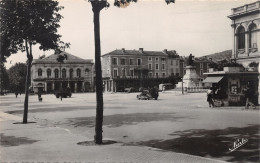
[4,0,255,69]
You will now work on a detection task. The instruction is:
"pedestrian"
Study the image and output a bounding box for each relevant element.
[15,91,18,98]
[38,92,42,102]
[244,85,256,109]
[207,87,215,107]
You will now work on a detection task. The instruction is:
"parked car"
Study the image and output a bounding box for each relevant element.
[137,88,159,100]
[55,87,72,98]
[124,87,137,93]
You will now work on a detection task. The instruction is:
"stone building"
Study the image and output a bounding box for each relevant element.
[228,1,260,102]
[228,1,260,66]
[101,48,180,92]
[31,52,94,93]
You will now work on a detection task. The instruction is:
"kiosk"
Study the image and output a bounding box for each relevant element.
[203,68,258,106]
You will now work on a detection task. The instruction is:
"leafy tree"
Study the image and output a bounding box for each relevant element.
[8,63,27,93]
[0,63,9,95]
[88,0,175,144]
[0,0,68,123]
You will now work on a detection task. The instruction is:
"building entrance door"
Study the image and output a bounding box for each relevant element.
[47,83,52,93]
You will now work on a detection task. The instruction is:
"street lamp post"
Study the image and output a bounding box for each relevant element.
[123,67,126,92]
[182,77,184,94]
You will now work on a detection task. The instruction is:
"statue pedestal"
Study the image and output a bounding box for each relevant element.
[177,66,202,88]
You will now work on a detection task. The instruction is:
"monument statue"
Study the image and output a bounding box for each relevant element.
[188,53,194,66]
[176,53,202,88]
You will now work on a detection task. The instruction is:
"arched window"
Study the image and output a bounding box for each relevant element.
[237,26,245,50]
[38,69,42,77]
[77,69,81,78]
[249,23,257,49]
[85,68,90,76]
[62,69,66,78]
[69,69,73,78]
[54,69,59,78]
[47,69,51,78]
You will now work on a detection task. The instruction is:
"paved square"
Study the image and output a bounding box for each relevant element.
[0,92,259,162]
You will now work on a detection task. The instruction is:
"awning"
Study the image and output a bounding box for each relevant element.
[203,76,224,83]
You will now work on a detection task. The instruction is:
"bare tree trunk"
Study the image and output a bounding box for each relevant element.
[23,41,33,124]
[93,9,104,144]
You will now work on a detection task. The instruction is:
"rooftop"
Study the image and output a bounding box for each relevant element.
[228,1,260,20]
[33,51,93,64]
[102,48,180,58]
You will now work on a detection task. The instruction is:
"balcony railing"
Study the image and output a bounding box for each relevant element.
[237,49,245,54]
[249,48,258,53]
[232,1,260,15]
[33,77,84,81]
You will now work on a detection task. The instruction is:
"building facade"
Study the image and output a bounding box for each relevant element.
[31,52,94,93]
[102,48,180,79]
[101,48,180,92]
[228,1,260,66]
[228,1,260,102]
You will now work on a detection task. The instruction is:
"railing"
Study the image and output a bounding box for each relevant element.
[34,77,84,81]
[249,48,258,53]
[173,87,208,93]
[186,87,208,93]
[237,49,245,54]
[233,6,245,14]
[232,1,260,15]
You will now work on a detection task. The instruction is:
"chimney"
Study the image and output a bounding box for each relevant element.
[122,48,125,53]
[163,49,167,53]
[139,48,143,53]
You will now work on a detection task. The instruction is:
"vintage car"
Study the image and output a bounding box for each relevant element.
[136,88,159,100]
[124,87,137,93]
[55,87,72,98]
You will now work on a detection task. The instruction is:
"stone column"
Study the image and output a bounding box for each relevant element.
[232,23,236,58]
[75,82,77,93]
[52,82,55,91]
[245,32,249,55]
[82,82,85,92]
[44,82,47,92]
[108,81,110,92]
[114,81,117,92]
[106,81,109,92]
[111,80,113,92]
[257,30,260,51]
[258,61,260,105]
[234,35,237,58]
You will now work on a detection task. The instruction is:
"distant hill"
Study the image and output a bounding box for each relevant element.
[200,50,232,62]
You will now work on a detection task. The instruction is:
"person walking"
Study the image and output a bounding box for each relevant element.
[244,85,256,109]
[15,91,18,98]
[207,87,215,107]
[38,92,42,102]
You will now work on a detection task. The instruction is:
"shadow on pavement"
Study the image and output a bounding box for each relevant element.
[5,106,129,114]
[0,133,39,147]
[65,113,190,128]
[77,140,117,146]
[128,125,260,163]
